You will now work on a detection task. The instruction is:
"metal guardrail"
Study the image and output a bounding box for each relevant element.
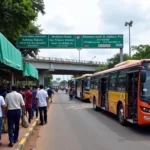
[24,56,107,65]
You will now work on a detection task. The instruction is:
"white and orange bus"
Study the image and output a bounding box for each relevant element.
[90,60,150,125]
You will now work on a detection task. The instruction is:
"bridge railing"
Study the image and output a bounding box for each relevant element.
[25,56,107,65]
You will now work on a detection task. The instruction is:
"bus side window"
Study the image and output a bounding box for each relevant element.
[117,77,126,92]
[91,79,94,89]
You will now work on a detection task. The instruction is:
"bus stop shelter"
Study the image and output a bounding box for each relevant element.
[0,33,23,86]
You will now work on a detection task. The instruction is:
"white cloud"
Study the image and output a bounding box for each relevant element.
[36,0,150,79]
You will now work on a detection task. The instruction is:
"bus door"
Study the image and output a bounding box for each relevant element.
[80,79,84,99]
[75,81,77,97]
[127,71,138,122]
[100,77,109,111]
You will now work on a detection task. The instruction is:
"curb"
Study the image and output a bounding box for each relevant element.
[14,118,39,150]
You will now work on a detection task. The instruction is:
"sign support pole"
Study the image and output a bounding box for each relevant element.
[120,48,123,63]
[77,49,81,62]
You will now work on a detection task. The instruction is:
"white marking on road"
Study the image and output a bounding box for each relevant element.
[74,105,90,110]
[66,105,90,110]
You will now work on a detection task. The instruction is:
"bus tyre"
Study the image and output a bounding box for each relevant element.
[118,104,126,126]
[93,98,97,111]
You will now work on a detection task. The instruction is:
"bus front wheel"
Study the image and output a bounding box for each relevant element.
[118,104,126,126]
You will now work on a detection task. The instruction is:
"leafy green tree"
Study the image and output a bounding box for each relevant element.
[0,0,37,41]
[60,80,67,86]
[31,0,45,14]
[19,23,41,57]
[132,45,150,59]
[0,0,45,57]
[96,65,108,72]
[44,75,53,87]
[107,53,129,68]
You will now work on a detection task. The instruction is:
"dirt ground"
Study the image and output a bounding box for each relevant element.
[24,126,41,150]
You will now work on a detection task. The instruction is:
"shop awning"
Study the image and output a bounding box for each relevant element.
[0,33,23,72]
[24,62,38,80]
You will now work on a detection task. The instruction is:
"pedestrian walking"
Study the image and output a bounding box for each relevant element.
[47,86,54,103]
[0,87,7,99]
[25,86,33,123]
[72,87,76,99]
[69,87,73,100]
[5,86,25,147]
[36,85,48,125]
[65,86,68,94]
[18,87,26,101]
[32,86,38,118]
[0,95,6,146]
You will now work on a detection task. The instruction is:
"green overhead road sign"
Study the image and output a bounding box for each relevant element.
[17,34,123,49]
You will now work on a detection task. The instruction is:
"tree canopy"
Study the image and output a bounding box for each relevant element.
[44,74,53,87]
[0,0,37,41]
[107,53,129,69]
[132,45,150,60]
[19,23,41,57]
[0,0,45,57]
[60,80,67,86]
[96,53,129,72]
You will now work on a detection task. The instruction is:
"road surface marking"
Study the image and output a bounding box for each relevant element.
[29,127,33,131]
[66,105,90,110]
[25,133,29,137]
[32,122,36,127]
[19,138,26,145]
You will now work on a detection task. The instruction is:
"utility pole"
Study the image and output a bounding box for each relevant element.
[125,21,133,57]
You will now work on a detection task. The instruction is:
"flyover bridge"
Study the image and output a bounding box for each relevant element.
[23,56,106,85]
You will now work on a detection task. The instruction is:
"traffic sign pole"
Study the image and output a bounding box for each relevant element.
[77,49,81,62]
[120,48,123,62]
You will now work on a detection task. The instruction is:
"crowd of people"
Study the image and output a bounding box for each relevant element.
[0,85,54,147]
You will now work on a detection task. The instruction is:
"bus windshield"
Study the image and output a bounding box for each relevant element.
[84,77,91,90]
[141,62,150,101]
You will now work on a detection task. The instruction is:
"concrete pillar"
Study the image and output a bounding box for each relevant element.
[39,72,45,86]
[11,73,14,86]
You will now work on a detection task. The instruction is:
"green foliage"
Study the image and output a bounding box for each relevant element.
[0,0,37,41]
[60,80,67,86]
[71,75,80,78]
[44,74,53,87]
[132,45,150,60]
[96,53,130,72]
[0,0,45,57]
[107,53,129,69]
[31,0,45,14]
[96,65,108,72]
[19,23,41,57]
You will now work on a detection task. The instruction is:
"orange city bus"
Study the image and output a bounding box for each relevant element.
[90,60,150,125]
[75,74,92,101]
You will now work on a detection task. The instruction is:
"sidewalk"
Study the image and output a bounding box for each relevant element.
[1,95,55,150]
[1,117,38,150]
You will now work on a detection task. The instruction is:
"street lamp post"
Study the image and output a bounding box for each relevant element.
[125,21,133,57]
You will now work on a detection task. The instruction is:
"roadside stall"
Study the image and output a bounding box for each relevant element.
[0,33,23,88]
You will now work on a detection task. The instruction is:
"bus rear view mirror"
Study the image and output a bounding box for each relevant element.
[141,70,146,83]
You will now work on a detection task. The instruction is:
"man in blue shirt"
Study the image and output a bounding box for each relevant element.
[32,86,38,118]
[47,87,54,103]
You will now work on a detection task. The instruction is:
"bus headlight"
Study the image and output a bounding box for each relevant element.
[144,116,150,120]
[140,107,150,113]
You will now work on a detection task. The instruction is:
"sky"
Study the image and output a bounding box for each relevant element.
[36,0,150,81]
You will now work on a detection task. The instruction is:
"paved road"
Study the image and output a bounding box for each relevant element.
[35,91,150,150]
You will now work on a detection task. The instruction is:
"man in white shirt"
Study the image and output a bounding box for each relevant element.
[5,86,25,147]
[0,95,6,145]
[36,85,48,125]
